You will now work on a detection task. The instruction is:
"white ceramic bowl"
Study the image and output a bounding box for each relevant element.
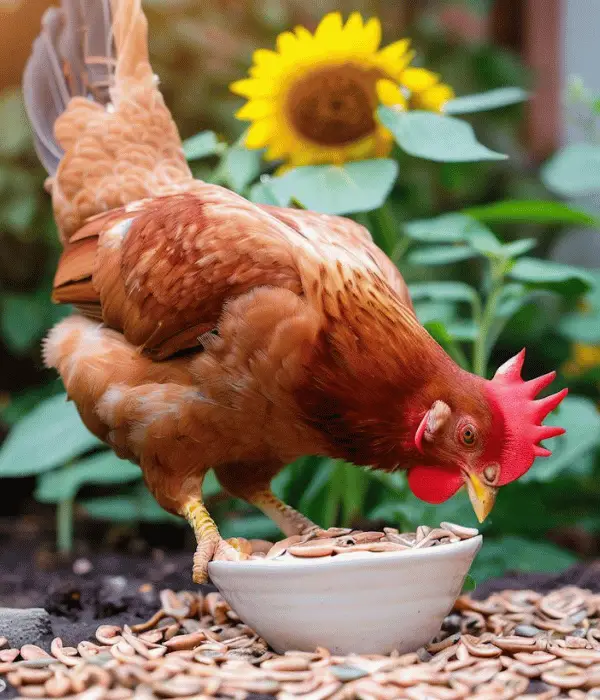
[208,535,482,655]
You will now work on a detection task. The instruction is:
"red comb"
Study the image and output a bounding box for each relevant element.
[483,349,568,485]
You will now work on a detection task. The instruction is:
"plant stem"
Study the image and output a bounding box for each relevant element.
[370,201,399,256]
[473,268,505,377]
[57,497,74,554]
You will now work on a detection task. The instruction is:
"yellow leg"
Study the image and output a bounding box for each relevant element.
[249,490,318,538]
[181,500,246,584]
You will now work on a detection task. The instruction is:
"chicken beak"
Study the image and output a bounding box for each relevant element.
[465,473,497,523]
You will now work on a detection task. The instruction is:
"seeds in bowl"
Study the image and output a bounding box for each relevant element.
[225,521,480,562]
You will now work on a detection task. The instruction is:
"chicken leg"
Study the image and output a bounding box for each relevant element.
[181,497,247,584]
[248,489,318,537]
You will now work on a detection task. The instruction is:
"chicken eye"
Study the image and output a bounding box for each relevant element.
[461,424,476,446]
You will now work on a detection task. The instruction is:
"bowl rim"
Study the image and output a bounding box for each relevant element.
[209,533,482,575]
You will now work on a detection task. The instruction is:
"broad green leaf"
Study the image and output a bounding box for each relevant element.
[508,257,594,296]
[465,199,599,227]
[224,146,263,193]
[445,87,528,115]
[558,270,600,342]
[182,131,221,161]
[269,160,398,215]
[35,452,140,503]
[378,108,508,162]
[462,225,502,256]
[409,281,479,307]
[520,396,600,483]
[1,292,67,354]
[407,245,477,265]
[403,213,492,244]
[499,239,537,259]
[471,537,577,581]
[81,484,181,524]
[248,179,279,205]
[413,301,458,325]
[448,319,478,341]
[1,195,37,233]
[0,394,101,476]
[0,91,31,157]
[542,144,600,196]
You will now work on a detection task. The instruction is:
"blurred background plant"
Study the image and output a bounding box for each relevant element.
[0,0,598,584]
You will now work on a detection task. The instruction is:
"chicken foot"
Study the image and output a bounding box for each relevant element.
[181,499,247,584]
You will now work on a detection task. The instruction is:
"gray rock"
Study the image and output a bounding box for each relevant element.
[0,608,52,648]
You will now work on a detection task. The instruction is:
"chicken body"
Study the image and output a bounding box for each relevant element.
[25,0,566,581]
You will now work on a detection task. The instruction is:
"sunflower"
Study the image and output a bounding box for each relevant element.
[230,12,454,167]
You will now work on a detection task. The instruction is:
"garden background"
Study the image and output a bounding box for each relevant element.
[0,0,599,585]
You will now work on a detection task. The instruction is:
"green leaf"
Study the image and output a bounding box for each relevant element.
[269,160,398,215]
[35,452,140,503]
[403,213,493,244]
[448,319,478,341]
[462,225,502,256]
[182,131,221,161]
[224,146,263,193]
[414,301,458,326]
[0,91,31,157]
[81,484,182,524]
[445,87,528,115]
[378,108,508,162]
[2,293,49,354]
[248,179,279,205]
[409,281,479,308]
[499,239,537,259]
[508,258,595,296]
[0,195,37,233]
[462,574,477,593]
[542,144,600,196]
[465,199,599,227]
[0,394,101,476]
[471,537,577,581]
[407,245,477,265]
[559,270,600,343]
[520,396,600,483]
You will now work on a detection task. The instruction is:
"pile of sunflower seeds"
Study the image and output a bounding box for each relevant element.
[3,580,600,698]
[255,522,479,560]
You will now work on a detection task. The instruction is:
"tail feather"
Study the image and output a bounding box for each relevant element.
[23,0,191,240]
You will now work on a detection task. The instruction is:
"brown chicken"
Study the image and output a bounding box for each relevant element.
[24,0,567,582]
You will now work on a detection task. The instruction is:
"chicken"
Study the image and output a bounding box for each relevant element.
[24,0,568,583]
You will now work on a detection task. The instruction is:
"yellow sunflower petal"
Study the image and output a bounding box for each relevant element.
[344,12,364,38]
[294,25,314,43]
[252,49,280,68]
[276,31,299,56]
[401,67,439,93]
[230,78,275,98]
[245,119,275,149]
[315,12,343,42]
[417,83,455,112]
[362,17,382,52]
[376,79,407,108]
[235,100,274,121]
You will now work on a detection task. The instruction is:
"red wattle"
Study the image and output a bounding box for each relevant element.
[407,465,463,504]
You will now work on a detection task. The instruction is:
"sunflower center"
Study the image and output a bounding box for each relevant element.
[286,64,381,147]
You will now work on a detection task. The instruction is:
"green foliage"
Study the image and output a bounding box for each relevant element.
[378,108,508,162]
[1,12,599,583]
[542,144,600,197]
[444,87,528,115]
[0,394,101,477]
[268,160,399,215]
